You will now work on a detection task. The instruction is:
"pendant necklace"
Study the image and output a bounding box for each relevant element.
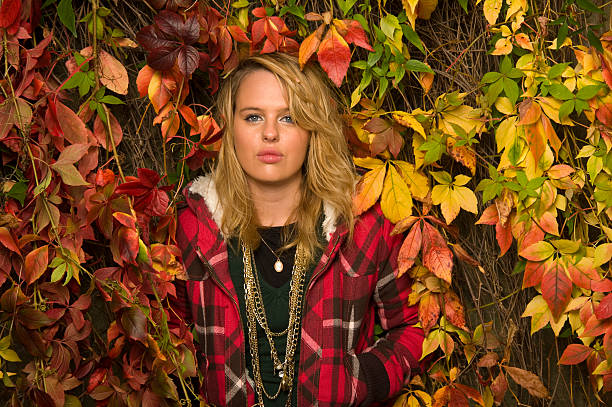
[259,234,284,273]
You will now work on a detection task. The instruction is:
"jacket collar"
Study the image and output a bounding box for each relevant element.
[187,174,340,242]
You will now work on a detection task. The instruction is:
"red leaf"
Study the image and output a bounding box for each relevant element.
[582,313,612,337]
[477,352,499,368]
[0,0,21,28]
[24,245,48,285]
[121,307,147,340]
[93,112,123,150]
[252,7,267,18]
[495,220,513,256]
[596,103,612,127]
[336,19,373,51]
[491,372,508,405]
[523,260,547,288]
[113,212,137,229]
[541,260,572,319]
[595,293,612,320]
[55,101,89,145]
[558,344,592,365]
[422,222,453,283]
[148,46,181,72]
[592,278,612,292]
[136,65,155,98]
[176,44,200,76]
[0,227,20,254]
[397,223,422,276]
[418,292,440,334]
[600,54,612,90]
[117,227,139,264]
[136,25,178,54]
[317,26,351,87]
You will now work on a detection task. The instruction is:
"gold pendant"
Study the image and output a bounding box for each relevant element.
[274,259,284,273]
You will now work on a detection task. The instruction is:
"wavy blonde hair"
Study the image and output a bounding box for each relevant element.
[214,53,356,262]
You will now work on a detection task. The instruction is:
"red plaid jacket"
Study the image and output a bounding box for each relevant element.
[173,176,424,406]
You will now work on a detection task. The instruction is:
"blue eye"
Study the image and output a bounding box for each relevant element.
[280,115,295,124]
[245,114,261,122]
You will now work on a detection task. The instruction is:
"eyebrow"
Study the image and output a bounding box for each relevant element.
[237,107,291,114]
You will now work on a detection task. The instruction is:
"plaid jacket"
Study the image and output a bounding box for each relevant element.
[174,175,424,406]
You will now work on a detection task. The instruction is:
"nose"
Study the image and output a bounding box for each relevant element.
[262,120,279,142]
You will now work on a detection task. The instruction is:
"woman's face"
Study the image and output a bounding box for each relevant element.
[232,69,309,192]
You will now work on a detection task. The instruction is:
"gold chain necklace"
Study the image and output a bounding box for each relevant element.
[242,240,308,405]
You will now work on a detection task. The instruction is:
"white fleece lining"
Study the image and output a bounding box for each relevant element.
[189,174,338,241]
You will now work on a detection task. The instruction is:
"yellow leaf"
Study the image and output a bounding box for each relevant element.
[433,184,461,224]
[417,0,438,20]
[506,0,528,20]
[537,97,573,125]
[393,393,408,407]
[495,97,515,115]
[439,104,485,135]
[393,160,430,199]
[521,295,547,317]
[354,157,385,170]
[492,37,513,55]
[381,165,413,223]
[455,186,478,214]
[483,0,502,25]
[393,111,427,138]
[353,164,387,216]
[495,116,518,152]
[406,395,420,407]
[413,390,433,407]
[412,133,426,169]
[454,174,471,186]
[402,0,420,14]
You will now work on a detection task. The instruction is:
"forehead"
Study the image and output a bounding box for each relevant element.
[234,69,289,107]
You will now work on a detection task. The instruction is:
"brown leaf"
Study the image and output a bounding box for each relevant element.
[491,372,508,405]
[419,292,440,334]
[477,352,499,368]
[24,245,48,285]
[504,366,550,398]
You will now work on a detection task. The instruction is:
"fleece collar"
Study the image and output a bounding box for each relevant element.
[188,174,339,242]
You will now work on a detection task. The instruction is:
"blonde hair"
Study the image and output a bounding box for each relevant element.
[214,53,356,262]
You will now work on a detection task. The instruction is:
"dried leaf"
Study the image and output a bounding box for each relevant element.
[504,366,550,398]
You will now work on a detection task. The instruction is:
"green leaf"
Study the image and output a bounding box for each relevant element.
[402,24,425,55]
[549,84,574,100]
[576,0,604,14]
[587,30,603,52]
[378,77,389,99]
[352,60,368,70]
[559,99,574,121]
[50,263,66,282]
[61,71,86,90]
[548,63,570,79]
[7,181,27,205]
[575,99,589,115]
[557,21,568,50]
[367,43,383,67]
[33,171,52,196]
[457,0,468,13]
[431,171,452,185]
[231,0,249,7]
[58,0,76,37]
[404,60,433,73]
[337,0,358,16]
[500,56,512,75]
[507,68,524,79]
[576,85,601,100]
[482,72,502,84]
[503,77,519,104]
[100,95,124,105]
[380,13,400,40]
[487,80,504,103]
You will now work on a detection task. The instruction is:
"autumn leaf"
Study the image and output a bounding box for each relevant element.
[419,292,440,334]
[594,293,612,320]
[381,164,413,223]
[541,260,572,319]
[393,161,429,200]
[24,245,48,285]
[80,47,128,95]
[364,117,404,157]
[422,221,453,283]
[519,241,554,262]
[523,260,548,288]
[93,112,123,150]
[317,25,351,87]
[558,344,593,365]
[353,162,386,216]
[483,0,503,25]
[504,366,550,399]
[398,223,422,276]
[332,19,373,51]
[444,291,468,330]
[299,24,324,68]
[431,172,477,224]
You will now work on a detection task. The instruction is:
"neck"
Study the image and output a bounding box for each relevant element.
[249,180,302,227]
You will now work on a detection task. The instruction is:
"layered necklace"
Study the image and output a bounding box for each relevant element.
[241,238,308,406]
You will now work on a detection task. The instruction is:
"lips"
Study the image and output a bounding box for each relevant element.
[256,150,283,164]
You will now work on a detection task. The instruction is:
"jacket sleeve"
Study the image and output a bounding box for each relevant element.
[357,213,424,404]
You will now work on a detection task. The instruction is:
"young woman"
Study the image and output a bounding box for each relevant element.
[173,53,424,406]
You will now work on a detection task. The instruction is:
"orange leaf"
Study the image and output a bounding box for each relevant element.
[453,383,484,406]
[514,33,533,51]
[504,366,550,398]
[353,164,386,216]
[0,227,20,254]
[433,385,451,407]
[537,211,559,236]
[444,291,468,330]
[419,292,440,334]
[24,245,48,285]
[582,313,612,337]
[541,260,572,319]
[422,222,453,283]
[299,25,324,68]
[398,223,422,276]
[334,19,373,51]
[56,101,89,145]
[447,138,476,175]
[98,50,129,95]
[179,105,198,130]
[519,99,542,125]
[541,114,561,156]
[567,258,599,290]
[317,26,351,87]
[419,71,434,94]
[519,241,554,262]
[599,54,612,90]
[558,344,593,365]
[161,111,180,142]
[476,204,499,225]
